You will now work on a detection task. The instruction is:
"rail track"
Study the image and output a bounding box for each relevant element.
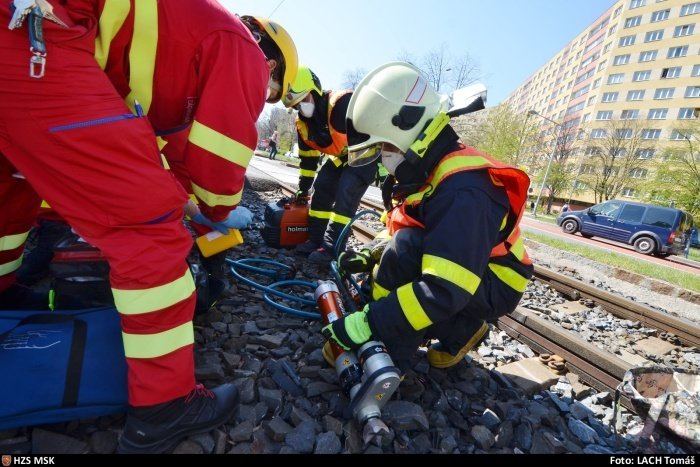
[277,183,700,411]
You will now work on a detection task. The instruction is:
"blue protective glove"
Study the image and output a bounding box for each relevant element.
[221,206,254,230]
[192,207,254,234]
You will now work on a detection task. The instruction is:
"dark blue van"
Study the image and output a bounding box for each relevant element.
[556,200,694,257]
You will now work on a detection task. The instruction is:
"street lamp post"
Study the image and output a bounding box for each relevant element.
[528,110,562,217]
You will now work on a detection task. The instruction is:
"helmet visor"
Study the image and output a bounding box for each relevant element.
[348,143,382,167]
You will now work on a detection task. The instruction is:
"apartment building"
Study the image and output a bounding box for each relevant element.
[504,0,700,204]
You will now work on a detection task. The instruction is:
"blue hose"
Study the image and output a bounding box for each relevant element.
[226,258,320,319]
[226,209,381,320]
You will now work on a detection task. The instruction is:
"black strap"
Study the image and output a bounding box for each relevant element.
[0,313,87,407]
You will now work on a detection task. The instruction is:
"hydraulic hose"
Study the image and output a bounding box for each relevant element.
[226,257,320,319]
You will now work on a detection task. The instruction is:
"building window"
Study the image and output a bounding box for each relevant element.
[685,86,700,98]
[625,16,642,27]
[632,70,651,81]
[661,66,682,78]
[588,95,597,106]
[670,129,691,140]
[619,35,636,47]
[627,89,645,101]
[603,42,612,54]
[593,78,602,89]
[629,168,648,179]
[636,148,655,159]
[680,2,700,16]
[678,107,700,119]
[602,92,619,102]
[622,188,638,198]
[630,0,646,8]
[597,110,613,120]
[667,46,688,58]
[674,24,695,37]
[591,129,607,139]
[609,24,618,35]
[639,50,658,62]
[598,60,608,72]
[582,113,591,123]
[650,9,670,21]
[607,73,625,84]
[648,108,668,119]
[644,30,664,42]
[613,54,631,65]
[692,64,700,76]
[621,109,640,120]
[654,87,675,99]
[617,129,634,139]
[642,129,661,139]
[614,6,623,17]
[572,85,590,98]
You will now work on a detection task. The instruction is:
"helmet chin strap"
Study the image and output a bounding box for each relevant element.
[402,112,450,167]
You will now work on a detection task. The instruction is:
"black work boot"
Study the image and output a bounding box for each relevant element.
[117,383,239,454]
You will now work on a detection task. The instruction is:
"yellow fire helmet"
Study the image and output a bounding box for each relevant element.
[282,65,323,108]
[242,16,298,104]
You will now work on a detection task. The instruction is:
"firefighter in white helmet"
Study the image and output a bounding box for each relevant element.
[322,62,534,372]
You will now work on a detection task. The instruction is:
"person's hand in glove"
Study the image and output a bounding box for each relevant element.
[294,190,309,203]
[321,305,373,351]
[222,206,254,229]
[191,206,254,234]
[338,249,373,273]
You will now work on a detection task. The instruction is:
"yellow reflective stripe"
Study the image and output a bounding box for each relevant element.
[329,212,351,225]
[300,169,317,178]
[189,121,253,168]
[431,155,490,187]
[397,283,432,331]
[299,149,320,157]
[125,0,158,114]
[0,257,22,276]
[94,0,130,69]
[371,279,390,301]
[191,182,242,208]
[331,157,343,167]
[0,232,29,252]
[309,208,331,220]
[113,270,195,315]
[423,254,481,295]
[40,200,51,208]
[122,322,194,359]
[509,236,526,261]
[500,214,508,231]
[489,263,529,293]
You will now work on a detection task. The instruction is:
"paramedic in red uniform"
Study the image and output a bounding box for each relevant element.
[0,0,297,453]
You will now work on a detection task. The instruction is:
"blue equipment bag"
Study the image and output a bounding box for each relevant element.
[0,307,128,430]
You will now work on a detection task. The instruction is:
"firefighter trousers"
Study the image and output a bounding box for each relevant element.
[0,7,196,407]
[373,227,524,360]
[308,158,377,252]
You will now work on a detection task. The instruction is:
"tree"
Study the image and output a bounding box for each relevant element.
[528,120,581,214]
[398,44,481,94]
[256,107,296,154]
[579,119,651,203]
[341,67,367,90]
[649,124,700,216]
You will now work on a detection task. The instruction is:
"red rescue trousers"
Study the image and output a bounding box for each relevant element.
[0,5,197,406]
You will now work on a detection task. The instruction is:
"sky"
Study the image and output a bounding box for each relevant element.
[222,0,616,110]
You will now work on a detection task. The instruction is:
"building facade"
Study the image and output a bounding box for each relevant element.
[504,0,700,205]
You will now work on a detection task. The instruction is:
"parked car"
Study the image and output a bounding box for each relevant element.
[556,200,694,257]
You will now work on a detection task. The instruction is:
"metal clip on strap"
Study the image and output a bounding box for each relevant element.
[28,7,47,79]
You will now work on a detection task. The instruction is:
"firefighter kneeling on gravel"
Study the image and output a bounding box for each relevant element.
[322,62,534,374]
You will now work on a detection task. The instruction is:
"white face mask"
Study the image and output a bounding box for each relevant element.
[298,101,315,118]
[381,150,405,175]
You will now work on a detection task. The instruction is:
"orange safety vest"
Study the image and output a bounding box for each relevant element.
[296,90,351,157]
[386,144,532,262]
